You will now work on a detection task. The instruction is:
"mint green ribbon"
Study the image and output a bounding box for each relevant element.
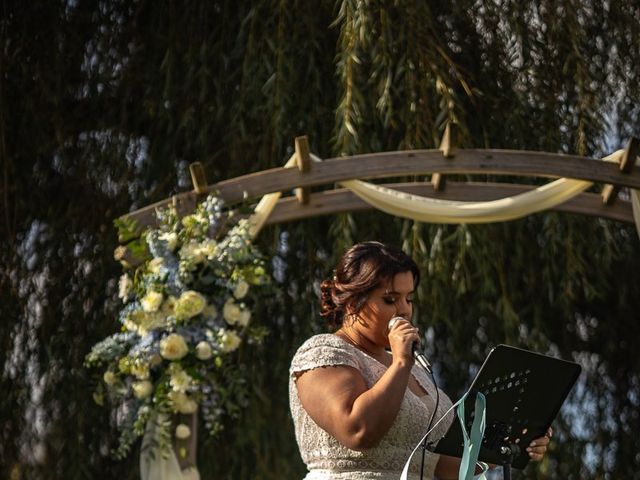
[400,390,490,480]
[457,391,489,480]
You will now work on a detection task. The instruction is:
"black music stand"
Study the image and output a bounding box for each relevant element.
[433,344,581,479]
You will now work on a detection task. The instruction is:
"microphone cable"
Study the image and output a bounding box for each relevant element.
[418,356,439,480]
[387,316,440,479]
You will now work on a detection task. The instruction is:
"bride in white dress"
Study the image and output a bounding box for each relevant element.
[289,242,551,479]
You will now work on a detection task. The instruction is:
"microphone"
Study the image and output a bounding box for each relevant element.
[388,316,433,374]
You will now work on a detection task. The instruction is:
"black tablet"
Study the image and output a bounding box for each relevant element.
[433,344,581,469]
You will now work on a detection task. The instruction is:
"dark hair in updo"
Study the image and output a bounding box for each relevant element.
[320,241,420,329]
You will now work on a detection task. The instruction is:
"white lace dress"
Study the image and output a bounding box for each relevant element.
[289,334,454,480]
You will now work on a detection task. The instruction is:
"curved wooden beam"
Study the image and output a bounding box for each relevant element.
[264,182,635,226]
[124,148,639,229]
[212,149,640,202]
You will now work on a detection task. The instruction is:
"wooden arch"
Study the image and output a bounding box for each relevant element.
[125,131,640,230]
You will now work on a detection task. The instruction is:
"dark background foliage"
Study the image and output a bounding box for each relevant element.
[1,1,639,479]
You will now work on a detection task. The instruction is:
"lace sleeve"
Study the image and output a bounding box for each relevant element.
[290,334,360,377]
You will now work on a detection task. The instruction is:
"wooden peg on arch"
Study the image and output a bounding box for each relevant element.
[432,121,458,191]
[602,137,639,205]
[295,135,312,204]
[189,162,209,195]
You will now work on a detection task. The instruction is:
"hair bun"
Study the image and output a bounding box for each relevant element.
[319,279,342,328]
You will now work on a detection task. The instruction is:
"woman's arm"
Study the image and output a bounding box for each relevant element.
[295,357,412,450]
[295,320,419,450]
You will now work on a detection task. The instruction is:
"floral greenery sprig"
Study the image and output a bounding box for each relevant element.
[85,194,269,459]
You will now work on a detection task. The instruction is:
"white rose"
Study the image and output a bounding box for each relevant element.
[123,317,139,334]
[233,280,250,299]
[222,300,241,325]
[220,329,241,353]
[148,257,165,274]
[103,371,117,385]
[160,334,189,360]
[174,291,207,321]
[131,363,149,380]
[138,311,168,334]
[168,391,198,414]
[141,290,163,312]
[237,309,251,327]
[159,231,179,251]
[175,424,191,440]
[195,341,213,360]
[181,399,198,414]
[118,274,132,300]
[133,380,153,399]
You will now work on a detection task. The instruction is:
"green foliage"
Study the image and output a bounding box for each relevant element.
[1,1,640,479]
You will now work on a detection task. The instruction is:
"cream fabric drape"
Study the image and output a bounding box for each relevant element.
[249,150,640,239]
[140,414,201,480]
[249,153,298,238]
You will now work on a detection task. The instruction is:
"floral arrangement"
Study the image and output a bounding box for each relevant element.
[85,194,268,458]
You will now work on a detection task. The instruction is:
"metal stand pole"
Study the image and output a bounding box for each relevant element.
[500,443,518,480]
[502,462,512,480]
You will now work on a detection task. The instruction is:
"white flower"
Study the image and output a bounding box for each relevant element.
[168,391,198,414]
[141,290,163,312]
[159,231,179,251]
[124,310,166,336]
[174,291,207,321]
[138,404,150,414]
[175,424,191,439]
[139,311,169,336]
[237,309,251,327]
[160,334,189,360]
[222,299,241,325]
[220,329,241,353]
[180,240,206,264]
[118,274,132,300]
[169,364,193,392]
[123,316,139,334]
[181,214,201,229]
[195,341,212,360]
[148,257,165,275]
[103,371,117,385]
[133,380,153,399]
[200,239,217,258]
[131,362,149,380]
[233,280,249,299]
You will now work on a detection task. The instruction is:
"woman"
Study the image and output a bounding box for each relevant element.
[289,241,551,479]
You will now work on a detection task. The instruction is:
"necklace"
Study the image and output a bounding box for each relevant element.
[337,327,384,359]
